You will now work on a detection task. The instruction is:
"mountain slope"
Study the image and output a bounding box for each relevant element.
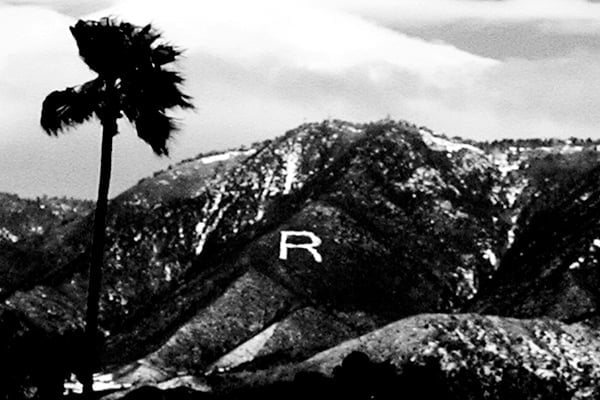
[473,151,600,322]
[0,193,92,295]
[92,119,508,371]
[3,120,600,397]
[216,314,600,399]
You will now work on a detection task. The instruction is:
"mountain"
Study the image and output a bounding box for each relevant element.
[0,194,92,295]
[2,120,600,398]
[472,144,600,322]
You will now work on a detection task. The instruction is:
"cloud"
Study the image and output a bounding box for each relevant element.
[0,6,94,141]
[392,21,600,60]
[314,0,600,25]
[1,0,599,198]
[480,53,600,124]
[91,0,598,135]
[87,0,497,87]
[0,0,115,16]
[314,0,600,46]
[402,50,600,139]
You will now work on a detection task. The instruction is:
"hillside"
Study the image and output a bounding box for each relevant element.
[0,194,92,295]
[3,119,600,398]
[211,314,600,400]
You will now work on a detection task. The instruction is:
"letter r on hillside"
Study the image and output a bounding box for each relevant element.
[279,231,323,263]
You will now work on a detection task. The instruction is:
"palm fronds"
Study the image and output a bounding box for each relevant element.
[66,17,193,155]
[134,109,178,156]
[120,69,193,120]
[43,17,193,154]
[152,44,182,66]
[69,17,179,77]
[40,79,101,135]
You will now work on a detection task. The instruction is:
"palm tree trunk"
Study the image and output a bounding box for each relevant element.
[82,117,116,398]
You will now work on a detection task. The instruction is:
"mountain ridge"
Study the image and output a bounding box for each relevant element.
[3,119,600,398]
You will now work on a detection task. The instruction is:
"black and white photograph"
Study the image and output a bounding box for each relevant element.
[2,0,600,398]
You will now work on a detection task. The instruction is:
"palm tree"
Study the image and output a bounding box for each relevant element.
[40,17,193,397]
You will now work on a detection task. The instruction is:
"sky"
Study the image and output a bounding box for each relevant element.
[1,0,600,199]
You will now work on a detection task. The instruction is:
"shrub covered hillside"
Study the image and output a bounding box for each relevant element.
[3,120,600,399]
[0,194,92,295]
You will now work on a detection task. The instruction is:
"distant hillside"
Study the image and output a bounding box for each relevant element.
[0,194,92,294]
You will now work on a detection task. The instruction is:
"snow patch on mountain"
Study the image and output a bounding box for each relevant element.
[0,227,18,243]
[194,186,236,256]
[255,169,275,222]
[488,152,520,178]
[397,166,456,196]
[419,128,483,154]
[505,178,528,208]
[283,145,301,195]
[200,149,257,165]
[454,266,477,300]
[483,249,498,268]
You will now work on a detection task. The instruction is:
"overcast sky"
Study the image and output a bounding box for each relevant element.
[1,0,600,199]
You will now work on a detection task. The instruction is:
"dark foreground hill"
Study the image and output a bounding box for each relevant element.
[3,120,600,399]
[207,314,600,400]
